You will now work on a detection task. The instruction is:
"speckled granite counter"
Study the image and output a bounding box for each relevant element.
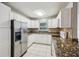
[51,37,79,57]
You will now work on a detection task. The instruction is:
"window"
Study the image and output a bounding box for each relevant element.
[39,19,48,31]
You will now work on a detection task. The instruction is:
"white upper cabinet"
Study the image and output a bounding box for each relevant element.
[0,3,11,27]
[48,19,58,28]
[11,11,29,23]
[60,8,71,28]
[27,20,39,28]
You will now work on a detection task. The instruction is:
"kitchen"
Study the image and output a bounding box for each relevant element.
[0,2,79,57]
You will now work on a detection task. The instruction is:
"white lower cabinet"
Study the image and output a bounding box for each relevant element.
[28,34,51,46]
[51,39,56,57]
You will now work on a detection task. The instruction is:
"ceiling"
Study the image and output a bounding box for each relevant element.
[3,2,69,19]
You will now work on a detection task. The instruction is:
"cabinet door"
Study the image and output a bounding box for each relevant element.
[27,20,39,28]
[0,3,11,27]
[61,8,71,28]
[0,28,10,57]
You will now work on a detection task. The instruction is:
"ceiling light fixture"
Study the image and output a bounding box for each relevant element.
[34,9,45,16]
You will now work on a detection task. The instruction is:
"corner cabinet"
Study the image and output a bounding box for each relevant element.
[0,3,11,57]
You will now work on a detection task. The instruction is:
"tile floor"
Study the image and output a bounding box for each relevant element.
[23,44,52,57]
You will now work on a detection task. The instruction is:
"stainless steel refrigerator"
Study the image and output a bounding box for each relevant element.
[21,22,27,55]
[11,20,27,57]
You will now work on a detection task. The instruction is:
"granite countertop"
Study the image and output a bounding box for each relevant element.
[52,37,79,57]
[27,28,61,34]
[27,31,55,34]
